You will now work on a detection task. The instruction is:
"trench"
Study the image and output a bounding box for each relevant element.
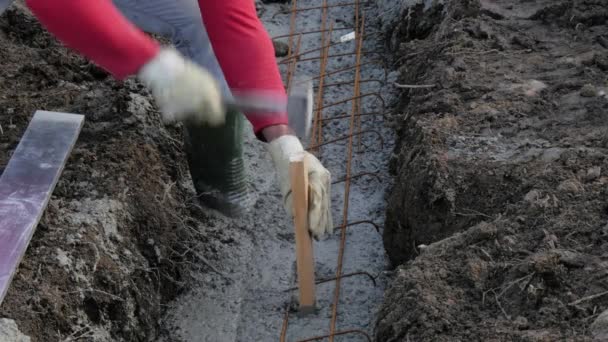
[157,1,398,341]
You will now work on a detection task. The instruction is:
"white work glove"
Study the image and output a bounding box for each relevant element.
[268,135,333,240]
[137,48,225,126]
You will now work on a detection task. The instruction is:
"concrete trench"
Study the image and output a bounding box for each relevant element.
[158,1,397,341]
[3,0,606,340]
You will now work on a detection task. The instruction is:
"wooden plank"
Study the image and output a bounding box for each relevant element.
[289,152,316,313]
[0,111,84,305]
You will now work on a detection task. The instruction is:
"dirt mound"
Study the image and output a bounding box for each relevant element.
[0,4,215,341]
[378,0,608,340]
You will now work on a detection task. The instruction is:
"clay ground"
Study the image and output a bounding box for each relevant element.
[1,0,608,341]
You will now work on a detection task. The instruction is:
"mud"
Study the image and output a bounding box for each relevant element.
[378,0,608,340]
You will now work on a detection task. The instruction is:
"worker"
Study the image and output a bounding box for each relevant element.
[0,0,333,240]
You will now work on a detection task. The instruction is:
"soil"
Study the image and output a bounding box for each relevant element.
[0,3,221,341]
[377,0,608,341]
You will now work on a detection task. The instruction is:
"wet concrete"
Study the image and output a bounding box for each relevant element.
[159,1,397,341]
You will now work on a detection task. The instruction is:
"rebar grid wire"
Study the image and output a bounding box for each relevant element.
[287,1,371,13]
[297,329,372,342]
[306,129,384,151]
[273,27,353,40]
[315,79,384,89]
[278,1,380,341]
[283,271,377,292]
[286,34,302,91]
[285,62,386,91]
[310,4,332,154]
[285,0,299,90]
[290,50,380,64]
[320,110,388,122]
[280,304,290,342]
[354,0,364,153]
[304,61,386,83]
[335,220,381,234]
[278,33,382,65]
[314,92,386,113]
[332,171,381,185]
[328,11,365,342]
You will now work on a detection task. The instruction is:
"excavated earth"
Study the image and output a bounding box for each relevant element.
[377,0,608,341]
[0,3,221,341]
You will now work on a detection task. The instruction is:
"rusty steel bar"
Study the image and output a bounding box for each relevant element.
[278,33,381,64]
[314,79,384,89]
[316,271,377,287]
[320,0,329,48]
[284,0,299,90]
[272,27,352,40]
[279,40,343,64]
[297,329,372,342]
[306,129,384,150]
[289,50,381,64]
[335,220,381,234]
[302,61,379,82]
[287,2,371,14]
[279,302,290,342]
[310,9,332,153]
[278,4,384,342]
[315,92,386,112]
[355,0,363,152]
[355,96,362,148]
[328,12,365,341]
[320,111,388,122]
[286,34,302,91]
[286,0,298,60]
[287,0,297,54]
[316,0,330,150]
[332,171,381,185]
[284,271,377,292]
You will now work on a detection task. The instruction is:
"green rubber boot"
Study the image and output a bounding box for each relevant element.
[183,108,253,217]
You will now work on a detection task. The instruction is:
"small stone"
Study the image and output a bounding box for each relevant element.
[0,319,30,342]
[557,179,584,193]
[593,53,608,71]
[585,166,601,182]
[273,40,289,57]
[591,309,608,341]
[581,84,598,97]
[524,189,541,203]
[514,316,529,330]
[523,80,547,97]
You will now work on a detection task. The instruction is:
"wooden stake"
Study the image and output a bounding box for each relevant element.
[289,152,316,313]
